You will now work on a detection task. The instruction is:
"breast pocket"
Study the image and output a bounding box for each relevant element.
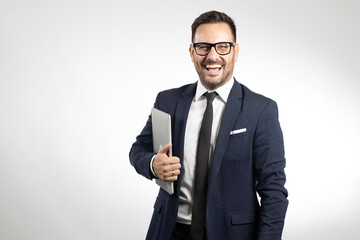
[224,128,252,168]
[229,128,248,139]
[227,129,250,153]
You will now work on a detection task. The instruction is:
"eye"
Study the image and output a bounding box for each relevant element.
[197,44,209,50]
[217,44,229,49]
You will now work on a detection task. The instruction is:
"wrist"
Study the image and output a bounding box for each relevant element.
[150,154,158,178]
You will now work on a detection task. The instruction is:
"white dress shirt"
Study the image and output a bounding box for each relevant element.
[177,78,234,224]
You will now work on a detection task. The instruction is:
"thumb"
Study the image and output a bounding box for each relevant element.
[158,143,172,154]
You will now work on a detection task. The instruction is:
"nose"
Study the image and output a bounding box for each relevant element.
[206,45,220,59]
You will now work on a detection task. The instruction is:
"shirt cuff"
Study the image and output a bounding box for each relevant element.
[150,154,157,178]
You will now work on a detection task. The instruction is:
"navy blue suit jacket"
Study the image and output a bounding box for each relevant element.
[130,80,288,240]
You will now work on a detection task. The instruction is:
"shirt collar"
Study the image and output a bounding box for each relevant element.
[195,77,234,103]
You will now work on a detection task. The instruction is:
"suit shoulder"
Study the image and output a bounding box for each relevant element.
[241,83,277,107]
[237,83,281,124]
[159,83,194,94]
[157,82,196,100]
[153,82,196,111]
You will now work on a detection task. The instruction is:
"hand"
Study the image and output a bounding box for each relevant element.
[153,144,181,182]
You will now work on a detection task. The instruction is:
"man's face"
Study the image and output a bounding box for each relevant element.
[190,23,239,90]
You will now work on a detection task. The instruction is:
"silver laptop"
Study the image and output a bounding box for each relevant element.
[151,108,174,195]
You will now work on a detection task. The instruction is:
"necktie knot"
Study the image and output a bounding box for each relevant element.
[204,91,217,105]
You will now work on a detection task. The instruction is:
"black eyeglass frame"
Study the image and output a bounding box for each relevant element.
[192,42,236,56]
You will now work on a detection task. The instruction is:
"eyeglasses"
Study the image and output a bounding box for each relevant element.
[192,42,235,56]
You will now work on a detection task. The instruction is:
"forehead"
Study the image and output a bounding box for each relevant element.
[194,22,234,43]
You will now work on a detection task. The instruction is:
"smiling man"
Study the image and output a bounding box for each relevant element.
[130,11,288,240]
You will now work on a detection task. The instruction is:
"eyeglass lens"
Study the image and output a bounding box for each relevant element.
[195,43,232,56]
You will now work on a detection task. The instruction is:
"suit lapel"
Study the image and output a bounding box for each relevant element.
[173,83,197,195]
[208,80,243,189]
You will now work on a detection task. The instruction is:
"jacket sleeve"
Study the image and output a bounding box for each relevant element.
[129,94,160,180]
[253,100,288,240]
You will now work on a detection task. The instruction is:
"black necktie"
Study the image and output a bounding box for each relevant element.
[191,91,217,240]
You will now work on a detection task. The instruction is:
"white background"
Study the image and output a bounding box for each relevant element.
[1,0,359,239]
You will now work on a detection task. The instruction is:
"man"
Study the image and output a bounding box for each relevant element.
[129,10,288,240]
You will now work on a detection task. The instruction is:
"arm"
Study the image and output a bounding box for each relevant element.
[129,111,157,180]
[129,94,181,181]
[253,100,288,240]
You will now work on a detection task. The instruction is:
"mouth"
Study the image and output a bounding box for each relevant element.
[204,64,223,75]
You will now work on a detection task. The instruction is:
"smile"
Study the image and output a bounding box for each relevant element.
[205,64,223,74]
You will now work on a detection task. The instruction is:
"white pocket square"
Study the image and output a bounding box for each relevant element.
[230,128,247,135]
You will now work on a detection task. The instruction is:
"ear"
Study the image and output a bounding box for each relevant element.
[234,43,239,62]
[189,44,195,62]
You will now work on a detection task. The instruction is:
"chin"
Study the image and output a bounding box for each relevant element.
[202,77,225,90]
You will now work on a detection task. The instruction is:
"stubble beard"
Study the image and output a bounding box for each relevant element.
[196,58,234,90]
[199,73,229,90]
[197,65,233,91]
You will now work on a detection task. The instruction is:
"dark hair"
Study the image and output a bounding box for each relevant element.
[191,10,237,43]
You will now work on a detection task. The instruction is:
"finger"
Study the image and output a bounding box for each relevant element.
[169,169,181,177]
[163,169,180,181]
[163,163,181,172]
[168,163,181,171]
[163,176,178,182]
[158,143,172,154]
[166,156,180,164]
[154,163,180,175]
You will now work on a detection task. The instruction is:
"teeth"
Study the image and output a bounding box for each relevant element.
[206,65,222,69]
